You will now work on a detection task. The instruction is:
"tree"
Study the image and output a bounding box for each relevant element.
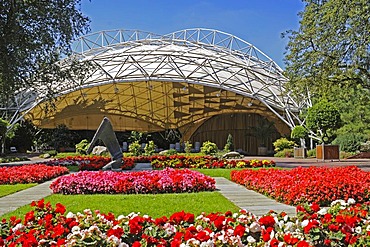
[291,125,308,148]
[224,134,234,152]
[0,0,90,119]
[283,0,370,98]
[305,100,342,143]
[0,118,8,153]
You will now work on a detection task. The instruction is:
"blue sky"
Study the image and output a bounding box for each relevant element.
[80,0,305,68]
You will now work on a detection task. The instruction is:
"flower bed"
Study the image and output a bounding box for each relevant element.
[231,166,370,206]
[50,168,216,194]
[46,156,136,170]
[151,155,275,169]
[1,199,370,246]
[0,164,69,184]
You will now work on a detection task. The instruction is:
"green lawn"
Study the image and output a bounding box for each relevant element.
[1,192,240,220]
[192,168,243,180]
[0,184,37,198]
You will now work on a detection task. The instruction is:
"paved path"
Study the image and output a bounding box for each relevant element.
[214,177,296,216]
[0,180,54,216]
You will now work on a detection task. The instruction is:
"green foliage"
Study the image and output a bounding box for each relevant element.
[200,141,218,155]
[224,134,234,152]
[51,124,77,151]
[307,148,316,158]
[184,141,192,153]
[332,133,367,152]
[284,0,370,97]
[291,125,308,140]
[273,138,295,152]
[75,139,90,154]
[45,150,58,157]
[128,141,142,156]
[144,140,156,156]
[306,100,342,143]
[274,149,294,158]
[0,0,90,107]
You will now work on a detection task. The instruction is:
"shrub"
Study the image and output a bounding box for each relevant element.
[200,141,218,155]
[129,141,142,156]
[223,134,234,152]
[144,140,156,156]
[274,148,294,157]
[184,141,192,153]
[307,148,316,158]
[45,149,57,157]
[290,125,308,140]
[332,133,367,152]
[75,139,90,154]
[273,138,295,152]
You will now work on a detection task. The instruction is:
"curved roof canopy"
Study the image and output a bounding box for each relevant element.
[18,28,308,133]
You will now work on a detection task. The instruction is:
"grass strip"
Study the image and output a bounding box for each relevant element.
[1,191,240,220]
[0,184,37,198]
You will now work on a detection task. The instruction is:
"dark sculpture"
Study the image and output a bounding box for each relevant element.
[87,117,123,171]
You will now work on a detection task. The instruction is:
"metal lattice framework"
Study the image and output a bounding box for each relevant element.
[16,28,310,136]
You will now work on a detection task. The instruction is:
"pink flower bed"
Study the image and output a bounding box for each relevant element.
[50,168,216,194]
[0,164,69,184]
[2,199,370,246]
[231,166,370,206]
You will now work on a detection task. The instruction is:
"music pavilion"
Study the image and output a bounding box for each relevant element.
[20,29,309,155]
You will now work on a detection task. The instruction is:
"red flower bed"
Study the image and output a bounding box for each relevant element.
[46,156,136,170]
[231,166,370,206]
[0,164,69,184]
[1,199,370,246]
[50,168,216,194]
[151,155,275,169]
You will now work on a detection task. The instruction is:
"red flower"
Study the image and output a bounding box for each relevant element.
[132,241,141,247]
[284,233,299,245]
[304,220,320,234]
[259,215,275,228]
[234,224,246,237]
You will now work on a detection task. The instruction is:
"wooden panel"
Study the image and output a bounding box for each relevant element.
[190,113,282,155]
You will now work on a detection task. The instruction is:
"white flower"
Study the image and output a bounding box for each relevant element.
[318,208,327,215]
[247,236,256,243]
[66,212,76,219]
[117,215,125,221]
[12,223,24,232]
[249,222,261,233]
[355,226,362,234]
[71,226,80,233]
[278,242,285,247]
[83,208,92,214]
[283,215,289,222]
[301,220,309,228]
[348,198,356,205]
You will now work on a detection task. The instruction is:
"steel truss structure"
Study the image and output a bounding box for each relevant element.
[13,28,310,138]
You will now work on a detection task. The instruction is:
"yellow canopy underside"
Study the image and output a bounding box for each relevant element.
[25,81,287,137]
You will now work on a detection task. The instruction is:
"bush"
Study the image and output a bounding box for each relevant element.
[332,133,367,152]
[128,141,142,156]
[144,140,156,156]
[274,148,294,157]
[224,134,234,152]
[45,150,57,157]
[307,148,316,158]
[75,139,90,154]
[273,138,295,152]
[200,141,218,155]
[184,141,192,153]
